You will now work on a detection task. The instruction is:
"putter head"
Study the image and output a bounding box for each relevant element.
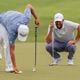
[32,67,36,72]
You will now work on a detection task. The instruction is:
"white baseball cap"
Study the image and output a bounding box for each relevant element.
[54,13,64,22]
[18,24,29,42]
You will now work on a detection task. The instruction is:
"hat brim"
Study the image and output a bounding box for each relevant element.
[18,34,28,42]
[54,19,63,22]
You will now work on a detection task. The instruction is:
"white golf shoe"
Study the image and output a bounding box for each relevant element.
[0,53,2,59]
[5,67,14,72]
[49,58,61,66]
[68,59,74,65]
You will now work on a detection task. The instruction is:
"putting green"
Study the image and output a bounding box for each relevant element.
[0,43,80,80]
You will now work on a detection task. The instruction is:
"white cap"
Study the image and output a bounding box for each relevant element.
[18,24,29,42]
[54,13,64,22]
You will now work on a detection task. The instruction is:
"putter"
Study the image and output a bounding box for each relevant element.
[49,26,54,66]
[52,30,54,65]
[32,26,38,72]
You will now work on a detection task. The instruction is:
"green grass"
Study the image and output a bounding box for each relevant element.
[0,43,80,80]
[0,0,80,80]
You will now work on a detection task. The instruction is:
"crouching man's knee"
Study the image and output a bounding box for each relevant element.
[67,45,76,53]
[46,44,52,53]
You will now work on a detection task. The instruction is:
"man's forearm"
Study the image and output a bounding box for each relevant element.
[27,4,39,19]
[27,4,39,26]
[75,25,80,42]
[46,28,53,43]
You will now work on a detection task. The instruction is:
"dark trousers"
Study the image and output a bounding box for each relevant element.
[46,40,76,59]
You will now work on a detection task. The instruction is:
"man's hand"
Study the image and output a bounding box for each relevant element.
[68,40,76,45]
[35,18,40,26]
[50,20,54,31]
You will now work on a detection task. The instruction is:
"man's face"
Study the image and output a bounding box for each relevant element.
[55,20,63,29]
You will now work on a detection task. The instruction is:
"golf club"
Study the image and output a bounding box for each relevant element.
[32,26,38,72]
